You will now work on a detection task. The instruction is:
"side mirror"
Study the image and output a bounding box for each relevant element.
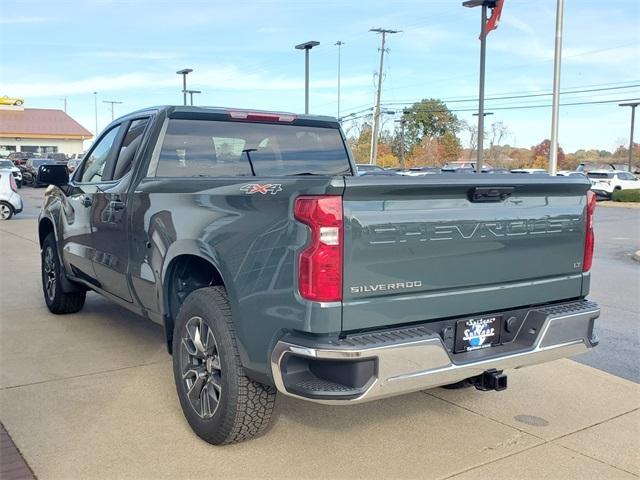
[38,164,69,187]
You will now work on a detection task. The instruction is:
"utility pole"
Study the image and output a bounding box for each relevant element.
[176,68,193,106]
[93,91,98,136]
[619,102,639,173]
[184,90,202,106]
[549,0,564,175]
[102,100,123,121]
[295,41,320,114]
[369,28,400,165]
[335,41,344,119]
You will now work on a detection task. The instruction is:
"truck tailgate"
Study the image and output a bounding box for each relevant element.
[341,175,591,331]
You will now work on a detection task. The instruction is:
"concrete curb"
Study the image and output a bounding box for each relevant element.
[596,201,640,209]
[633,250,640,263]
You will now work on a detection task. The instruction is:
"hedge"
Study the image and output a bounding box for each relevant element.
[612,189,640,202]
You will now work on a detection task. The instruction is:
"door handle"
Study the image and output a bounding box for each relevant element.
[81,195,92,207]
[110,200,125,211]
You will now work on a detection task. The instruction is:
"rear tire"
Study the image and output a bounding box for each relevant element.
[0,202,14,220]
[41,233,86,314]
[172,287,276,445]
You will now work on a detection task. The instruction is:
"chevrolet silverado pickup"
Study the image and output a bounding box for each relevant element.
[37,106,600,445]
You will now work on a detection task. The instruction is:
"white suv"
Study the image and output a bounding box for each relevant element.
[587,170,639,198]
[0,159,23,187]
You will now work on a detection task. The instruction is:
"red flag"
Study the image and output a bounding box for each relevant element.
[481,0,505,39]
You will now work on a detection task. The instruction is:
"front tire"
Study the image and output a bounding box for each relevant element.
[172,287,276,445]
[41,233,86,314]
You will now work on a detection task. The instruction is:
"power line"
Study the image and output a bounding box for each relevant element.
[335,80,640,116]
[341,97,640,124]
[381,84,640,107]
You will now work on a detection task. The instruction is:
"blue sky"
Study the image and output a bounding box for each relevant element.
[0,0,638,151]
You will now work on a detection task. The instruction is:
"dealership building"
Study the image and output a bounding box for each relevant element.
[0,105,93,155]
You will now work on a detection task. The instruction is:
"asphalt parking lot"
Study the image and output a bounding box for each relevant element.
[1,189,639,479]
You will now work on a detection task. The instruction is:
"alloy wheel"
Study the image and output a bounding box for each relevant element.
[0,204,11,220]
[43,246,57,301]
[179,316,222,418]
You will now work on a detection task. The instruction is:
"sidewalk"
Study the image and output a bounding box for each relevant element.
[1,218,638,480]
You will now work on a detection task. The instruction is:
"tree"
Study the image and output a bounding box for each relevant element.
[460,120,478,160]
[401,99,460,151]
[531,139,565,167]
[348,124,372,164]
[440,131,461,161]
[487,121,509,162]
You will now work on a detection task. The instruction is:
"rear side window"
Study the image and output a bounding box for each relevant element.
[155,119,350,177]
[587,172,614,179]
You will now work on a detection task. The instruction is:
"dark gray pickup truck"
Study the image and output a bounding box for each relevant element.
[37,106,600,444]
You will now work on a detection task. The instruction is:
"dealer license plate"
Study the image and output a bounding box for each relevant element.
[454,315,502,353]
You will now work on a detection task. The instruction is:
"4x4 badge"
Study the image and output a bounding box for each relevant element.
[240,183,283,195]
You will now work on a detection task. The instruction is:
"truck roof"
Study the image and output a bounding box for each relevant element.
[116,105,339,124]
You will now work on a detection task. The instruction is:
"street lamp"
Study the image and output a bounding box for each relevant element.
[295,41,320,114]
[463,0,497,174]
[335,41,344,119]
[176,68,193,106]
[185,90,202,106]
[619,101,639,173]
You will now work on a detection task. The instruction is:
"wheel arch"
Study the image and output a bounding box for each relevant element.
[161,252,229,354]
[38,216,56,248]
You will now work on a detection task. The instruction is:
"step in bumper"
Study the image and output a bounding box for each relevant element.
[270,300,600,404]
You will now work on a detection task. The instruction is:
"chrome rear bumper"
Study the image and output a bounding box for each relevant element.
[270,300,599,404]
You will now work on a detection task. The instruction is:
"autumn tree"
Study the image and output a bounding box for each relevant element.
[528,139,566,170]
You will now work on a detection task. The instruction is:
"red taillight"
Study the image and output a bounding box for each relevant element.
[294,195,343,302]
[583,190,596,272]
[9,174,17,193]
[228,111,296,123]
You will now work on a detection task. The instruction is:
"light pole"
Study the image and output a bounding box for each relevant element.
[185,90,202,106]
[463,0,503,174]
[295,41,320,114]
[619,101,639,173]
[176,68,193,106]
[549,0,564,175]
[93,91,98,136]
[103,100,123,121]
[335,41,344,119]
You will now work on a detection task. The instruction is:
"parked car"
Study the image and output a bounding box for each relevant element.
[511,168,549,175]
[24,158,56,186]
[45,153,69,164]
[37,106,600,445]
[0,169,23,220]
[0,95,24,106]
[442,161,494,172]
[587,170,640,198]
[0,159,23,187]
[66,157,83,173]
[484,168,511,174]
[557,170,586,177]
[401,167,441,176]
